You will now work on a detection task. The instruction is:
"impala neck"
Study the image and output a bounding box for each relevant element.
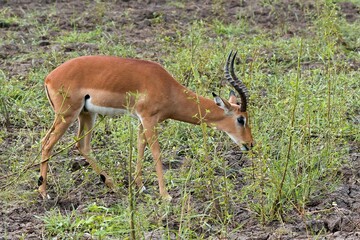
[170,87,225,128]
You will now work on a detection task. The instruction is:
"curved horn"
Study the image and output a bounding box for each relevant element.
[224,50,249,112]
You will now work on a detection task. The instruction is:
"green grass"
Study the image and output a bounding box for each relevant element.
[36,202,143,239]
[1,0,359,238]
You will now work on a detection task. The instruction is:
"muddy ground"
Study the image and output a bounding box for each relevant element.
[0,0,359,239]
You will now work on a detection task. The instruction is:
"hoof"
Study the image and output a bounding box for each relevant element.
[100,173,115,188]
[100,174,117,193]
[161,192,172,202]
[139,186,150,195]
[38,189,51,200]
[105,178,115,189]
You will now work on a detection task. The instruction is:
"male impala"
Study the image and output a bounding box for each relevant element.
[39,51,253,200]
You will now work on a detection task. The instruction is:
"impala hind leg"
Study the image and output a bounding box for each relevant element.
[134,124,146,192]
[76,111,116,191]
[39,113,77,199]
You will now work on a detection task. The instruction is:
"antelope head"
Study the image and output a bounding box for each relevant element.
[213,51,254,151]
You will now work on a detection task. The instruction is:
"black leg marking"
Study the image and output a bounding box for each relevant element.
[38,176,43,186]
[100,174,106,183]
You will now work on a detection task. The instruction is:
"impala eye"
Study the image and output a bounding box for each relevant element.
[237,116,246,126]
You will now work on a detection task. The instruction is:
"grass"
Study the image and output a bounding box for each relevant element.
[0,0,359,238]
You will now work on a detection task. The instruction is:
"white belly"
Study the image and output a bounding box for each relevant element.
[85,97,129,116]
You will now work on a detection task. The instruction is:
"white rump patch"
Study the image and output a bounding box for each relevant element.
[85,97,129,116]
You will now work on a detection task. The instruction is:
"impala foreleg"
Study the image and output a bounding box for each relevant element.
[142,119,171,201]
[76,112,115,191]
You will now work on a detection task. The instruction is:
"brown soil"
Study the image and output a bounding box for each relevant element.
[0,0,359,239]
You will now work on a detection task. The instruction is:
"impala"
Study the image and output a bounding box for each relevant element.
[39,50,253,200]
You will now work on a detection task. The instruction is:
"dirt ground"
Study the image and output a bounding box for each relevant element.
[0,0,359,239]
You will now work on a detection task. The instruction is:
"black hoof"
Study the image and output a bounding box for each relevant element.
[38,176,43,186]
[100,174,106,183]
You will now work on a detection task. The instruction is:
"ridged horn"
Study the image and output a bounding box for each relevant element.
[224,50,249,112]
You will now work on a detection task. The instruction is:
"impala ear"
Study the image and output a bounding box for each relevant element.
[214,94,232,114]
[228,90,237,104]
